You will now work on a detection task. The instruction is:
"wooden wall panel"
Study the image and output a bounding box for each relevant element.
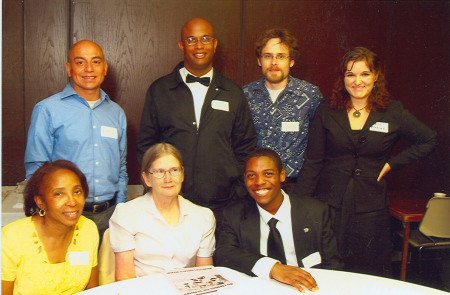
[2,0,25,185]
[242,1,391,97]
[23,0,70,129]
[242,0,449,196]
[2,0,448,194]
[384,1,450,194]
[71,0,242,184]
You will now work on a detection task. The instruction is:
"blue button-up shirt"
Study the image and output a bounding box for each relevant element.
[25,83,128,204]
[243,76,322,177]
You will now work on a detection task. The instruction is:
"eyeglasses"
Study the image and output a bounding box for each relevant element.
[148,167,183,178]
[261,54,290,61]
[182,36,215,46]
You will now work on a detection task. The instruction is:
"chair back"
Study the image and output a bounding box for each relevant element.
[419,196,450,238]
[98,228,116,285]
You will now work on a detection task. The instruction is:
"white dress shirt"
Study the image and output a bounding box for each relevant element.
[179,67,213,128]
[251,191,298,280]
[109,193,216,277]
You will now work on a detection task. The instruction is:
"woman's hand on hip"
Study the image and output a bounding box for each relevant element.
[377,163,391,182]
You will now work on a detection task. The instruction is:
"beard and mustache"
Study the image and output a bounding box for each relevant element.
[263,66,288,84]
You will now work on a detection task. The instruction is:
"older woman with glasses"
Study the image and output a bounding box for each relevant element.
[110,143,215,281]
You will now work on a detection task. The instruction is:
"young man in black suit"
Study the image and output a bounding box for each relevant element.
[214,148,342,293]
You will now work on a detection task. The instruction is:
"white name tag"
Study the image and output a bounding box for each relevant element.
[68,252,89,265]
[101,126,118,139]
[302,251,321,269]
[211,100,229,112]
[281,122,300,132]
[369,122,389,133]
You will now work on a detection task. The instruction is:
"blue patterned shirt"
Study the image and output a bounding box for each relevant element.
[25,83,128,204]
[243,76,322,177]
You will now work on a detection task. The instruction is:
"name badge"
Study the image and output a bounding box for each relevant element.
[302,251,321,269]
[211,100,229,112]
[68,252,89,265]
[281,122,300,132]
[101,126,118,139]
[369,122,389,133]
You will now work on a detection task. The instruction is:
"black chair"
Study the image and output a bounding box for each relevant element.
[406,196,450,282]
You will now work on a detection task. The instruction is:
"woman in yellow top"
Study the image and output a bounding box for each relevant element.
[2,160,99,294]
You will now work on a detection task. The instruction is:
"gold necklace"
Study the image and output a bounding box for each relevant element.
[352,105,367,118]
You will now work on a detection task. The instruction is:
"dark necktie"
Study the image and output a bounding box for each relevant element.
[267,218,286,264]
[186,74,210,87]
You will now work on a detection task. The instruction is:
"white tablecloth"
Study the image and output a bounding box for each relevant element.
[76,266,447,295]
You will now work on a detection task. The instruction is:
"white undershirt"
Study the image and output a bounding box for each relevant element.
[87,99,99,109]
[179,67,213,129]
[251,191,298,280]
[267,87,284,103]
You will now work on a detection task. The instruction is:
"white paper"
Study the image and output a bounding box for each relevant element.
[165,266,234,295]
[302,251,321,269]
[13,203,23,209]
[281,122,300,132]
[211,100,229,112]
[68,251,89,265]
[101,126,118,139]
[369,122,389,133]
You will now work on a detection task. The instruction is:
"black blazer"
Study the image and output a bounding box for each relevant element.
[294,100,437,212]
[136,62,257,209]
[213,196,343,276]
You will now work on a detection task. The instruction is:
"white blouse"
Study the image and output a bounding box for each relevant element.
[110,193,216,277]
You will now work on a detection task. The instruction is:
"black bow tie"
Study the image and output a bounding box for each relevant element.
[186,74,210,87]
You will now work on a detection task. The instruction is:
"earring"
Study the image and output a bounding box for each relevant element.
[38,209,46,217]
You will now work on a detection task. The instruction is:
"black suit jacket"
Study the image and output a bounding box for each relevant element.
[294,100,437,212]
[213,195,343,276]
[136,62,257,209]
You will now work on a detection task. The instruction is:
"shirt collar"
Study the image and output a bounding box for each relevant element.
[256,190,291,225]
[60,83,110,103]
[170,62,231,92]
[177,195,189,218]
[145,193,189,225]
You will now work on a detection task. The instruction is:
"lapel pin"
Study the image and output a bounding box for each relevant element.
[304,228,309,233]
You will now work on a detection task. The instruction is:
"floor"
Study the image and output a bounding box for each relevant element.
[391,217,450,292]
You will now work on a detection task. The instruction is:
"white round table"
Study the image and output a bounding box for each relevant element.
[76,266,447,295]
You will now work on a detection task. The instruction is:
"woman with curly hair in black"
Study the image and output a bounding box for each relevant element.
[294,47,437,277]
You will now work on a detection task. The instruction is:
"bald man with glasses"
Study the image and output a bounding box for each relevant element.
[137,18,256,227]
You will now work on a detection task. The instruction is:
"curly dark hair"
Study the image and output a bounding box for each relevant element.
[255,28,299,60]
[24,160,89,216]
[329,47,391,111]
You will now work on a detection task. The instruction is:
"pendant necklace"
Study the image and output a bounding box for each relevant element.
[352,105,367,118]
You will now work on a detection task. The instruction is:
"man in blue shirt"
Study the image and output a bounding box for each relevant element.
[243,28,322,192]
[25,40,128,238]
